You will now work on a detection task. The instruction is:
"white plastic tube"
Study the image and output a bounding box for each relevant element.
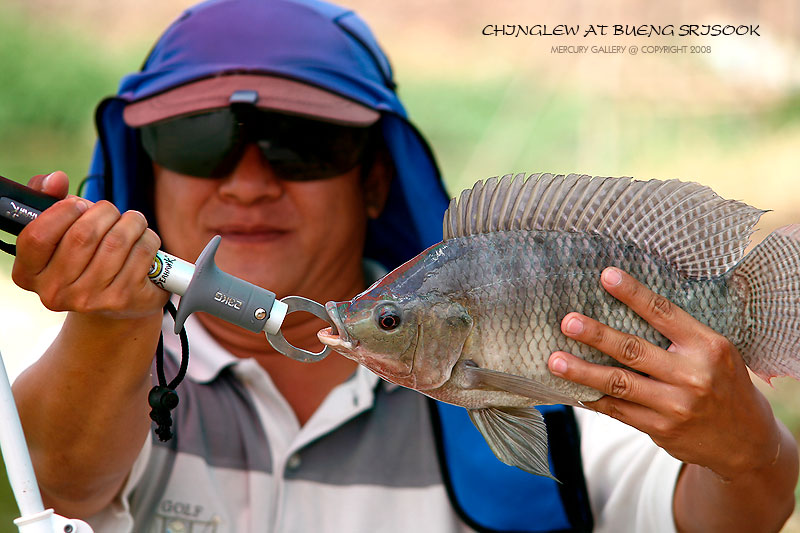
[0,350,44,519]
[0,351,94,532]
[147,250,195,295]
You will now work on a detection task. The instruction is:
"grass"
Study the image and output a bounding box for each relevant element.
[1,1,799,528]
[0,4,143,186]
[401,76,800,199]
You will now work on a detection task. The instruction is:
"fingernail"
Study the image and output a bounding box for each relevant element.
[551,356,568,374]
[42,172,56,189]
[75,199,89,213]
[603,267,622,286]
[128,210,147,222]
[564,316,584,335]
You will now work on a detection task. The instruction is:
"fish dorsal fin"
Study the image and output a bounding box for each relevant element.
[443,173,766,278]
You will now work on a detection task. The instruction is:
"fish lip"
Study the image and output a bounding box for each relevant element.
[324,302,346,338]
[320,301,357,350]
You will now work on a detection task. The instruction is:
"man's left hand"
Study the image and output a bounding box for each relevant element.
[547,266,782,481]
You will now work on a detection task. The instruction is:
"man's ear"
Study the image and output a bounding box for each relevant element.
[363,144,394,219]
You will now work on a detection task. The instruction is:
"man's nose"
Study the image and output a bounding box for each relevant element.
[217,144,283,203]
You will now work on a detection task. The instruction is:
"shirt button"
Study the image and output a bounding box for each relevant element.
[287,453,302,470]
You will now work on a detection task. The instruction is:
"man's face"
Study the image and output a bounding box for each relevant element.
[153,143,373,304]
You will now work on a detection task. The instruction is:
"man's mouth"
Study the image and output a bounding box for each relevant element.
[212,225,289,243]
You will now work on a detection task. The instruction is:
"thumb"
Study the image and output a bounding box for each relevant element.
[27,171,70,199]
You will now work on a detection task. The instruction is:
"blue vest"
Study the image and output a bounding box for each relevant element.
[430,401,593,533]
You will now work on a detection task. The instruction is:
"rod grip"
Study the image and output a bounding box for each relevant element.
[0,175,60,236]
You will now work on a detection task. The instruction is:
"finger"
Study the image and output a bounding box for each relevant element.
[548,350,673,410]
[42,171,70,199]
[13,197,90,279]
[78,210,150,289]
[106,228,169,312]
[600,267,716,350]
[26,174,47,191]
[71,225,166,317]
[582,395,669,436]
[560,312,680,378]
[43,201,124,285]
[27,171,70,199]
[113,227,162,289]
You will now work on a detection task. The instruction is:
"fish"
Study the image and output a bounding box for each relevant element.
[317,173,800,478]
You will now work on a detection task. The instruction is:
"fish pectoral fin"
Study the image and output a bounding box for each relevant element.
[467,407,557,480]
[461,363,578,407]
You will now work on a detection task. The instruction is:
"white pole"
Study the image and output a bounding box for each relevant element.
[0,350,45,517]
[0,350,93,532]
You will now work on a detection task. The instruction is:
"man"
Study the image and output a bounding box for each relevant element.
[10,1,797,532]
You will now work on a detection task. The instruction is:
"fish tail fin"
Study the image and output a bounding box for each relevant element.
[733,224,800,382]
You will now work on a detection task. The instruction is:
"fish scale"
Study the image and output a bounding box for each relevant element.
[418,230,736,404]
[319,174,800,477]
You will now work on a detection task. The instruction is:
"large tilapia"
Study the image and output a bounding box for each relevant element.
[317,173,800,478]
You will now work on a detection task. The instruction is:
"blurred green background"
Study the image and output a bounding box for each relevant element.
[0,0,799,530]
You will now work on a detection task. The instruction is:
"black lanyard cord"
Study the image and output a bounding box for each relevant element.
[148,300,189,442]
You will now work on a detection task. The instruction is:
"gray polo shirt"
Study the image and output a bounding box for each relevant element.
[88,315,681,533]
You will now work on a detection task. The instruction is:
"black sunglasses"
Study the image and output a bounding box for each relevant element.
[138,106,375,180]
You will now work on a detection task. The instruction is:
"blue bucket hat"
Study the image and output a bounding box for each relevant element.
[84,0,449,269]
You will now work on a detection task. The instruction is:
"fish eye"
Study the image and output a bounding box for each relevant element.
[376,305,401,331]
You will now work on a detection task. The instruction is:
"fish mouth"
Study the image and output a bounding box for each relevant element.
[317,301,357,352]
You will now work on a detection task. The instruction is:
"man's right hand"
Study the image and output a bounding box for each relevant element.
[10,171,168,518]
[12,171,169,319]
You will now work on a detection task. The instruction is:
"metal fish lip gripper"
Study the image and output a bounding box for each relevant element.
[151,235,335,362]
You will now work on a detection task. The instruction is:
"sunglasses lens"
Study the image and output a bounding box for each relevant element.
[253,114,372,181]
[140,111,242,178]
[139,108,373,180]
